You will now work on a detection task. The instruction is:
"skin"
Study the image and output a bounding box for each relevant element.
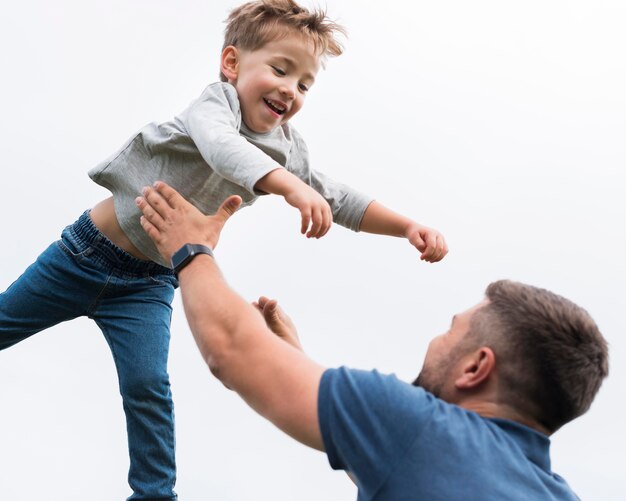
[135,182,549,457]
[221,36,319,133]
[90,32,448,262]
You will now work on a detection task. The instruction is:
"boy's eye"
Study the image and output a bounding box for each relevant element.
[271,65,286,76]
[298,83,309,92]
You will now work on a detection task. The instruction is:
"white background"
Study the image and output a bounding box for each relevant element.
[1,1,624,499]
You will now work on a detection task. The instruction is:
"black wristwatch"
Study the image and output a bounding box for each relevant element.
[171,243,214,277]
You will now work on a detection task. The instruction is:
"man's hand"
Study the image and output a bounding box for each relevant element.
[136,181,242,262]
[253,296,302,351]
[283,183,333,239]
[405,222,448,262]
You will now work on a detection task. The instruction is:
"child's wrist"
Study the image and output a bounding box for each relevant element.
[402,220,419,238]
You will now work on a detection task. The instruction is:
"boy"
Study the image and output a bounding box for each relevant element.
[0,1,447,499]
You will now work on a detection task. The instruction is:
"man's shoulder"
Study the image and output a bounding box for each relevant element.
[319,367,522,445]
[320,367,442,419]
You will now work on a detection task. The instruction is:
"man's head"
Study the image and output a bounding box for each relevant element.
[219,0,345,133]
[414,280,609,434]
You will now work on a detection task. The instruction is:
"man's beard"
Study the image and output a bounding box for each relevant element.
[412,366,444,398]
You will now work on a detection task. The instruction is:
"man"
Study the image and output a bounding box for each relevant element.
[136,182,608,500]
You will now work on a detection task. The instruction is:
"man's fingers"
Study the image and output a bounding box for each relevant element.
[136,195,166,230]
[141,186,173,221]
[257,296,270,308]
[216,195,242,221]
[153,181,184,210]
[265,298,279,314]
[139,215,161,243]
[262,299,282,326]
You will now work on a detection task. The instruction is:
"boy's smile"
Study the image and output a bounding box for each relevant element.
[223,34,321,133]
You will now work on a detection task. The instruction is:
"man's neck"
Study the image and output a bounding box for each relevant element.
[460,400,551,436]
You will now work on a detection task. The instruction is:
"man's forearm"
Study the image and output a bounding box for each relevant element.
[137,181,327,449]
[177,254,267,380]
[175,253,326,450]
[359,200,413,236]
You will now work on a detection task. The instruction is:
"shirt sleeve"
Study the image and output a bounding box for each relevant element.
[181,83,282,195]
[287,129,374,232]
[318,367,436,496]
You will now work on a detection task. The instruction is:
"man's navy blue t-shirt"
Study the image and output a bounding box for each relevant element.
[318,367,579,500]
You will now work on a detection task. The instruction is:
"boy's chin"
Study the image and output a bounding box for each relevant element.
[243,119,281,134]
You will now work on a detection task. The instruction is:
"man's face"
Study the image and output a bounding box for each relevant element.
[231,34,321,133]
[414,301,488,400]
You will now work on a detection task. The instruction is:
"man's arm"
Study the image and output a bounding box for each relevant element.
[136,182,326,450]
[359,201,449,262]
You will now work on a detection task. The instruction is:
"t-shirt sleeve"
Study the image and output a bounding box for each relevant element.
[318,367,436,495]
[181,83,281,194]
[287,130,374,232]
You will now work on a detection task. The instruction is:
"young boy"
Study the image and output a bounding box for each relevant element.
[0,1,447,499]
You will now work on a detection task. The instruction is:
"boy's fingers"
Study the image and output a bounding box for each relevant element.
[430,236,441,262]
[319,208,332,238]
[412,234,426,252]
[436,235,446,261]
[308,209,322,238]
[424,233,437,260]
[301,210,311,234]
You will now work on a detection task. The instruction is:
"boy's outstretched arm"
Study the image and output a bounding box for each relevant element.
[255,168,333,239]
[359,201,448,263]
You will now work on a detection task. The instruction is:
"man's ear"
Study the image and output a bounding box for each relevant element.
[454,347,495,390]
[221,46,240,82]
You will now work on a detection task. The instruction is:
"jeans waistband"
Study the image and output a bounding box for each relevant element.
[67,211,174,276]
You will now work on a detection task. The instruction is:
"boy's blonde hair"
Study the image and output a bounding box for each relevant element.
[220,0,345,81]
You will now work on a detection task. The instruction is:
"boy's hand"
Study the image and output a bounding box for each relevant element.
[405,223,448,263]
[283,184,333,238]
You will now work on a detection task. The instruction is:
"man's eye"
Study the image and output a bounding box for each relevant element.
[298,83,309,92]
[271,66,286,76]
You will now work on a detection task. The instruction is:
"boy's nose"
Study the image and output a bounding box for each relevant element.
[279,81,296,100]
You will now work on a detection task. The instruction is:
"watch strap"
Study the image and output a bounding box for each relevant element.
[171,243,214,277]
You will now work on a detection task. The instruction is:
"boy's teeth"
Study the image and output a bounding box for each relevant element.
[264,98,285,114]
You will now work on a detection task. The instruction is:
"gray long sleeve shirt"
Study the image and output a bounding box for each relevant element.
[89,82,373,267]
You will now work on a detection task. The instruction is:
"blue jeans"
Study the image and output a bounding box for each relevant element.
[0,212,178,500]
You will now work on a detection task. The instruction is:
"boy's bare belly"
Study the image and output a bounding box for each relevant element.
[90,197,151,261]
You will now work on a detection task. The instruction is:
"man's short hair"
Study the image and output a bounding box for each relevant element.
[468,280,608,433]
[220,0,345,81]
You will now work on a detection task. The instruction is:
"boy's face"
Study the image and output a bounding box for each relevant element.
[224,34,321,133]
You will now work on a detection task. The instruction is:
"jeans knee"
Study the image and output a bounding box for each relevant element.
[120,369,172,404]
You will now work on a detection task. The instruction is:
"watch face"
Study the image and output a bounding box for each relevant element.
[171,244,213,275]
[172,244,193,270]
